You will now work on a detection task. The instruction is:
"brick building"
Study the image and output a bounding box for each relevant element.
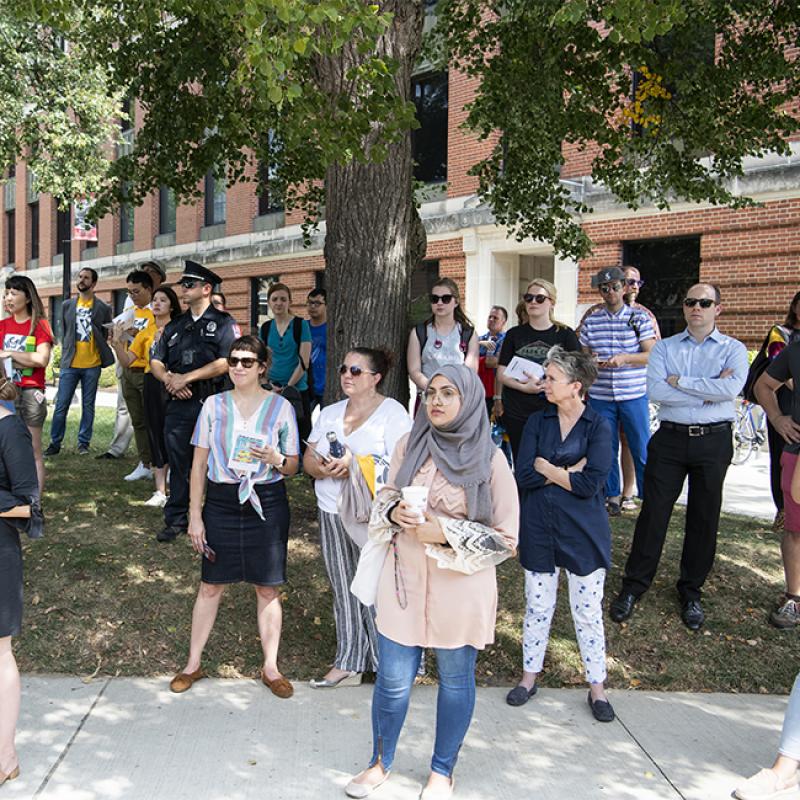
[1,45,799,348]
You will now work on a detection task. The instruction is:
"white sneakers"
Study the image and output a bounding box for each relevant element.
[124,462,153,482]
[144,491,167,508]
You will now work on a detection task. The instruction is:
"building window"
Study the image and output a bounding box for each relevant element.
[314,269,325,293]
[159,185,176,234]
[5,211,14,265]
[257,132,282,215]
[55,203,70,255]
[112,289,128,317]
[251,275,280,331]
[205,169,226,226]
[411,72,448,184]
[623,236,700,338]
[49,295,64,342]
[29,201,39,261]
[120,184,134,243]
[410,259,440,323]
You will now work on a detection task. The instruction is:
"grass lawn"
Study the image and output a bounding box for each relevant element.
[15,404,796,693]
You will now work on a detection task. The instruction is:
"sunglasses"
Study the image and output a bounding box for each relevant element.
[178,279,199,289]
[227,356,260,368]
[600,283,623,294]
[430,293,454,304]
[523,293,550,304]
[339,364,377,377]
[683,298,715,309]
[624,278,644,288]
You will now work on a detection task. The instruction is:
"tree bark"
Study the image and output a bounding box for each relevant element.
[318,0,427,406]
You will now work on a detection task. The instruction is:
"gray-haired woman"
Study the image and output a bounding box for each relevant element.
[508,347,615,722]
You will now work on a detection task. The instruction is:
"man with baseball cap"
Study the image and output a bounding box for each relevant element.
[579,266,657,516]
[150,259,238,542]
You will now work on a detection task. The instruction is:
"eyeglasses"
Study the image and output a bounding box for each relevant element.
[338,364,377,377]
[227,356,260,368]
[178,279,198,289]
[624,278,644,288]
[523,293,550,304]
[423,387,460,405]
[600,283,623,294]
[307,300,325,307]
[683,298,715,309]
[430,293,454,305]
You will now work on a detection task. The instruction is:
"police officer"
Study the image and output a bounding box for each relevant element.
[150,260,237,542]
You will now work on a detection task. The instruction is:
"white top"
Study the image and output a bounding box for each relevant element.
[310,397,412,514]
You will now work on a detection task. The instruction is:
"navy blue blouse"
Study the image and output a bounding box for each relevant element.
[516,403,612,575]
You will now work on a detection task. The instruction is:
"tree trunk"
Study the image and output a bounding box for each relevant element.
[319,1,427,406]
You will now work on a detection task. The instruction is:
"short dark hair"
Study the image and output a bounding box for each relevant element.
[347,347,394,388]
[79,267,98,284]
[127,270,153,290]
[491,305,508,321]
[229,334,272,372]
[308,288,327,301]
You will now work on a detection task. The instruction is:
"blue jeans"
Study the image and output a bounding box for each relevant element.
[370,633,477,778]
[49,365,102,448]
[589,395,650,498]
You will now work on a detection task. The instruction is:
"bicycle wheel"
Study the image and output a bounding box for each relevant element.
[731,409,755,465]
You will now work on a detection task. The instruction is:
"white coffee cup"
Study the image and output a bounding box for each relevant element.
[401,486,429,523]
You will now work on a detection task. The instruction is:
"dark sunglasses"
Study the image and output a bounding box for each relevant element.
[683,298,715,309]
[522,293,550,304]
[178,279,199,289]
[228,356,260,368]
[600,283,623,294]
[430,293,454,304]
[339,364,377,377]
[624,278,644,288]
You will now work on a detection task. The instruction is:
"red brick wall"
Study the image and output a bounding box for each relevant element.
[226,160,258,236]
[578,199,800,347]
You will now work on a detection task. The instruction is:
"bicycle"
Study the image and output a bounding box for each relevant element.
[731,400,767,465]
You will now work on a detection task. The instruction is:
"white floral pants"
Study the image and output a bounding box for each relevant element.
[522,567,607,685]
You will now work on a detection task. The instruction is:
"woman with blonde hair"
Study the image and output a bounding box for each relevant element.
[496,279,579,460]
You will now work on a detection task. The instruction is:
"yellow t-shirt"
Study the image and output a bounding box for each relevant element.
[129,325,158,374]
[127,307,156,369]
[71,297,101,369]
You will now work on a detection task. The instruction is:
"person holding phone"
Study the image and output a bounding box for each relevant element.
[303,348,411,689]
[169,335,299,698]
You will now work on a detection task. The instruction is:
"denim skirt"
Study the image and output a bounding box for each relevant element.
[201,480,290,586]
[0,522,23,637]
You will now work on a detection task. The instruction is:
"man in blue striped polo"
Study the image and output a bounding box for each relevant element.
[579,267,657,515]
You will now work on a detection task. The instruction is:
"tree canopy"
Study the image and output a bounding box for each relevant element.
[434,0,800,258]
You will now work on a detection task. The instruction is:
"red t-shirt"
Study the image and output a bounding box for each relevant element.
[0,317,54,390]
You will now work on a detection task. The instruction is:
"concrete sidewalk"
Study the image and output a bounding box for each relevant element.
[8,677,787,800]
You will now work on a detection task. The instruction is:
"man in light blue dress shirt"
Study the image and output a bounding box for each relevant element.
[609,283,748,630]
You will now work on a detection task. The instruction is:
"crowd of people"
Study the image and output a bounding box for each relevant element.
[0,258,798,800]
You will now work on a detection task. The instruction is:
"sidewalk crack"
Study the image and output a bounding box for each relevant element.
[615,711,687,800]
[33,676,113,798]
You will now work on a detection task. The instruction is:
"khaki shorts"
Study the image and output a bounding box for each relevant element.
[14,387,48,428]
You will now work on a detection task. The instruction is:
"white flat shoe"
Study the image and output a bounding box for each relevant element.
[310,671,362,689]
[345,768,390,798]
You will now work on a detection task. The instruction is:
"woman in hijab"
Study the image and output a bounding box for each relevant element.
[345,365,519,800]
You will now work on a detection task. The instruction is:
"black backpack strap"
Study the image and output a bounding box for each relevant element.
[415,321,427,351]
[459,325,474,351]
[260,319,272,344]
[293,316,307,372]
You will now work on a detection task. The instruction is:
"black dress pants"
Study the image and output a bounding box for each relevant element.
[163,397,203,530]
[767,419,785,513]
[621,424,733,602]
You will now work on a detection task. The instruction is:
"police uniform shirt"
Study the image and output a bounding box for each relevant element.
[152,305,237,379]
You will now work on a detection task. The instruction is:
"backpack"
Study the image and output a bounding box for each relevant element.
[260,316,307,372]
[415,321,474,355]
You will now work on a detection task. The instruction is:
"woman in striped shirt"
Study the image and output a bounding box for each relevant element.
[169,335,300,699]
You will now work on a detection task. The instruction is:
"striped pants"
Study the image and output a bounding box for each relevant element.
[319,510,379,672]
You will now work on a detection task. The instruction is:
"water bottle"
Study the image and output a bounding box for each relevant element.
[491,420,504,448]
[327,431,345,459]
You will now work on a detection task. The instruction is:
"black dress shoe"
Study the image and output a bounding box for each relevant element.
[587,691,615,723]
[506,684,537,707]
[44,443,60,456]
[156,526,184,543]
[609,591,637,623]
[681,599,704,630]
[95,452,119,460]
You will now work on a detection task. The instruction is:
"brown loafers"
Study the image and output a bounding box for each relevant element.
[261,669,294,699]
[0,765,20,786]
[169,668,206,693]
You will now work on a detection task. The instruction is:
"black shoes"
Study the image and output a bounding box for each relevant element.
[44,443,60,456]
[506,684,537,706]
[606,499,621,517]
[609,591,637,623]
[587,692,615,723]
[95,451,119,460]
[156,526,184,543]
[681,599,705,631]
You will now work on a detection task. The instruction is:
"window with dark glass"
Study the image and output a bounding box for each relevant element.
[5,211,14,265]
[120,183,134,243]
[622,236,700,338]
[411,72,448,184]
[29,201,39,260]
[204,169,226,226]
[112,289,127,317]
[55,203,70,255]
[159,185,176,234]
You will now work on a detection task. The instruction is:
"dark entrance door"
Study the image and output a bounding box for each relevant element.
[623,236,701,338]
